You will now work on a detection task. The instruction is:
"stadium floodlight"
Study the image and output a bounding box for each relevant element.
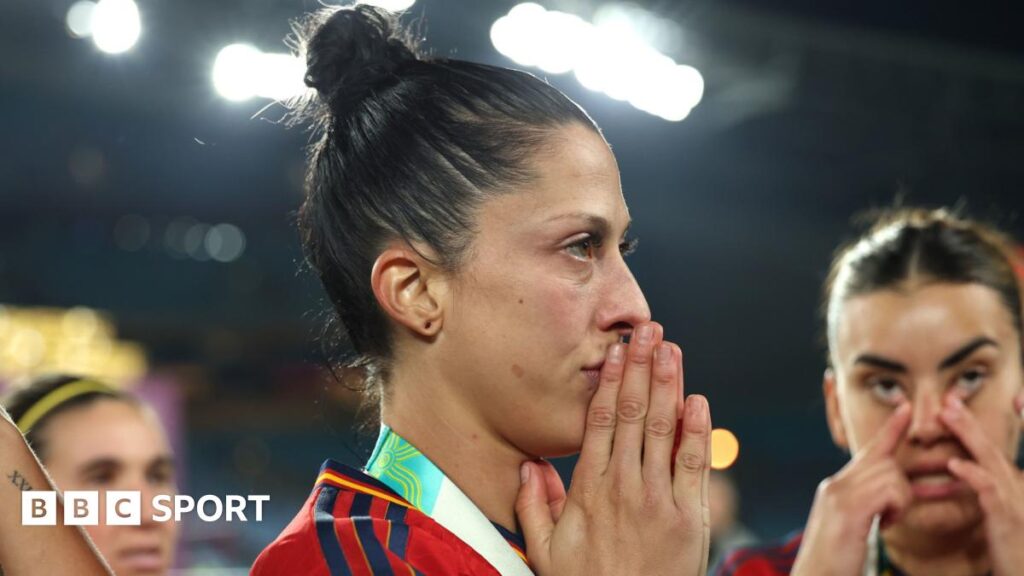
[212,44,306,102]
[358,0,416,11]
[91,0,141,54]
[66,1,97,39]
[492,3,703,121]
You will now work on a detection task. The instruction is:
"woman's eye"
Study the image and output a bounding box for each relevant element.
[868,377,906,404]
[87,473,115,486]
[954,368,987,396]
[619,237,639,257]
[565,236,598,260]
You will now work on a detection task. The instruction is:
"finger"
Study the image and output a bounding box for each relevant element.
[672,395,711,508]
[575,342,626,477]
[700,401,711,576]
[863,402,912,460]
[534,460,567,522]
[642,342,681,486]
[674,344,685,421]
[948,457,1000,512]
[610,322,663,474]
[515,462,554,573]
[940,396,1010,472]
[870,465,914,530]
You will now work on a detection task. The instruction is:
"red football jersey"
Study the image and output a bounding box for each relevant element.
[714,532,803,576]
[252,460,527,575]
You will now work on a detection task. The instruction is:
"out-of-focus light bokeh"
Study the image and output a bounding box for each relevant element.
[212,44,306,102]
[91,0,141,54]
[359,0,417,11]
[0,305,147,384]
[491,2,703,121]
[711,428,741,470]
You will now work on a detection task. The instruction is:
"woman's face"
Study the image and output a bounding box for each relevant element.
[437,122,650,458]
[827,282,1024,535]
[41,399,178,576]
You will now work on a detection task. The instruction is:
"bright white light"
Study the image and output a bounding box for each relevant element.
[205,224,246,263]
[358,0,416,11]
[492,3,702,121]
[91,0,141,54]
[66,0,97,39]
[213,44,306,102]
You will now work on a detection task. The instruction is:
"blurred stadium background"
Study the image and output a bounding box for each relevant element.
[2,0,1023,572]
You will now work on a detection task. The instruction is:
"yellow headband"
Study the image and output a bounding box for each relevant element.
[16,380,116,434]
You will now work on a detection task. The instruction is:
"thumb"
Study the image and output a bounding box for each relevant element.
[515,461,554,571]
[534,459,567,522]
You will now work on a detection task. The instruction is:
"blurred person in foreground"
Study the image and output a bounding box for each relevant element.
[3,374,179,575]
[718,207,1024,576]
[709,471,758,568]
[252,4,714,576]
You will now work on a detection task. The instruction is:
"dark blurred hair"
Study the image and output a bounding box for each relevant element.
[823,207,1023,359]
[3,374,135,461]
[290,5,599,388]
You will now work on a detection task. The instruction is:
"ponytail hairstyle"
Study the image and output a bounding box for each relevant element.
[290,4,599,393]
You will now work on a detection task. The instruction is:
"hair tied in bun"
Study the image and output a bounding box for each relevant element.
[296,4,420,119]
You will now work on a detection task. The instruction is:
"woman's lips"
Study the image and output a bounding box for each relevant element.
[582,368,601,389]
[119,547,165,572]
[906,461,969,500]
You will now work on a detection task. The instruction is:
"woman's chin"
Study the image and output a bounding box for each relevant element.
[898,496,983,535]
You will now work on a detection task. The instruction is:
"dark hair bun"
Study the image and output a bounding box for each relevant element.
[301,5,419,116]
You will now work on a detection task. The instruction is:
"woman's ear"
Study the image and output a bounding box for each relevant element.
[823,368,850,451]
[370,245,445,338]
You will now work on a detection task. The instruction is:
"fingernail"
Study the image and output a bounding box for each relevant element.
[636,324,653,344]
[656,343,671,364]
[607,343,624,364]
[520,462,530,485]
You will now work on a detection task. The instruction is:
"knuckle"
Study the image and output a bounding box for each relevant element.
[629,347,652,365]
[677,450,705,473]
[587,406,617,431]
[645,416,675,439]
[617,398,648,422]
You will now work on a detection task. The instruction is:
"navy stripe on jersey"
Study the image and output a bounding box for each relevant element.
[349,492,373,518]
[384,505,410,560]
[353,517,394,575]
[491,522,527,553]
[314,486,353,576]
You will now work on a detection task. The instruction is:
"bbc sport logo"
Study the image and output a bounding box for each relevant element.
[23,492,270,525]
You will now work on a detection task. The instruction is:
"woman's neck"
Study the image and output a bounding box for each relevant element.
[882,522,989,576]
[380,361,530,532]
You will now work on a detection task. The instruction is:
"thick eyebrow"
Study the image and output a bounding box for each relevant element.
[147,455,175,471]
[853,336,999,374]
[938,336,998,370]
[77,458,121,477]
[543,212,632,238]
[853,354,907,373]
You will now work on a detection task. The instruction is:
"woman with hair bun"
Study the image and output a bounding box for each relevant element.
[253,4,712,576]
[718,208,1024,576]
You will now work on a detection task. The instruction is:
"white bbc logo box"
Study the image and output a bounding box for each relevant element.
[23,491,141,525]
[22,491,269,525]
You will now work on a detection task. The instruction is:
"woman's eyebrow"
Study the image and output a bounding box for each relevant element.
[937,336,998,370]
[77,458,121,476]
[543,212,632,237]
[853,354,906,373]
